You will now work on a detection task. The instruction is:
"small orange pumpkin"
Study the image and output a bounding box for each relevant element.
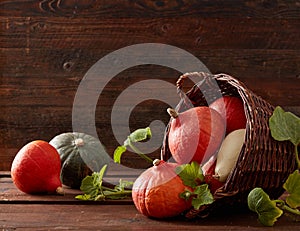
[167,106,225,165]
[11,140,63,194]
[132,159,192,218]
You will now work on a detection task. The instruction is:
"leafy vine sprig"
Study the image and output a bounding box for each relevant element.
[247,106,300,226]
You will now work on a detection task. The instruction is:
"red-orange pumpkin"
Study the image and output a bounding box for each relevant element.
[132,159,192,218]
[11,140,63,194]
[209,96,246,134]
[167,106,225,165]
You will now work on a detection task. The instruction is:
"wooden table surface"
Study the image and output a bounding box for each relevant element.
[1,2,299,230]
[1,172,299,231]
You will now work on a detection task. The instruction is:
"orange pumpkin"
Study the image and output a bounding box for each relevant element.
[132,159,192,218]
[167,106,225,165]
[11,140,63,194]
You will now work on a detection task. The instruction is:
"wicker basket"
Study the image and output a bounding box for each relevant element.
[161,72,296,218]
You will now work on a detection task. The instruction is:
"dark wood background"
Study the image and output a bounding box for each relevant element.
[1,0,299,171]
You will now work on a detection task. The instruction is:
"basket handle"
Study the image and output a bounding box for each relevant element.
[176,73,188,90]
[175,73,194,110]
[175,72,213,109]
[176,72,214,90]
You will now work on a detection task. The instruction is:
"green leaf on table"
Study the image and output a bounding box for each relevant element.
[248,188,283,227]
[92,164,107,188]
[75,194,91,201]
[192,184,214,210]
[76,164,132,201]
[175,161,205,188]
[283,170,300,208]
[79,174,100,198]
[269,106,300,146]
[79,165,107,198]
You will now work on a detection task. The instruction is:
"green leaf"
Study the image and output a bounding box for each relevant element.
[283,170,300,208]
[79,165,107,200]
[75,194,91,201]
[248,188,283,226]
[128,127,152,143]
[176,161,204,188]
[113,145,127,164]
[76,164,132,201]
[93,164,107,188]
[79,175,99,198]
[113,127,153,164]
[269,106,300,146]
[192,184,214,210]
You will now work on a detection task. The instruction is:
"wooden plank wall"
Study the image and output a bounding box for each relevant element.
[1,0,299,171]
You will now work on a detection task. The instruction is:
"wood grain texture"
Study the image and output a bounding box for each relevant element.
[1,0,300,18]
[0,173,298,230]
[1,0,299,170]
[2,204,300,231]
[0,172,135,204]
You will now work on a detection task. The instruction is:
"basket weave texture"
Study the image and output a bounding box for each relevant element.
[161,72,296,218]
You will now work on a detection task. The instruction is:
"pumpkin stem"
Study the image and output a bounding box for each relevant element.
[167,108,178,118]
[56,186,65,195]
[74,138,85,147]
[153,159,161,166]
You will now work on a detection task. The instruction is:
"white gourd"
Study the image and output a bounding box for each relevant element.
[215,129,246,182]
